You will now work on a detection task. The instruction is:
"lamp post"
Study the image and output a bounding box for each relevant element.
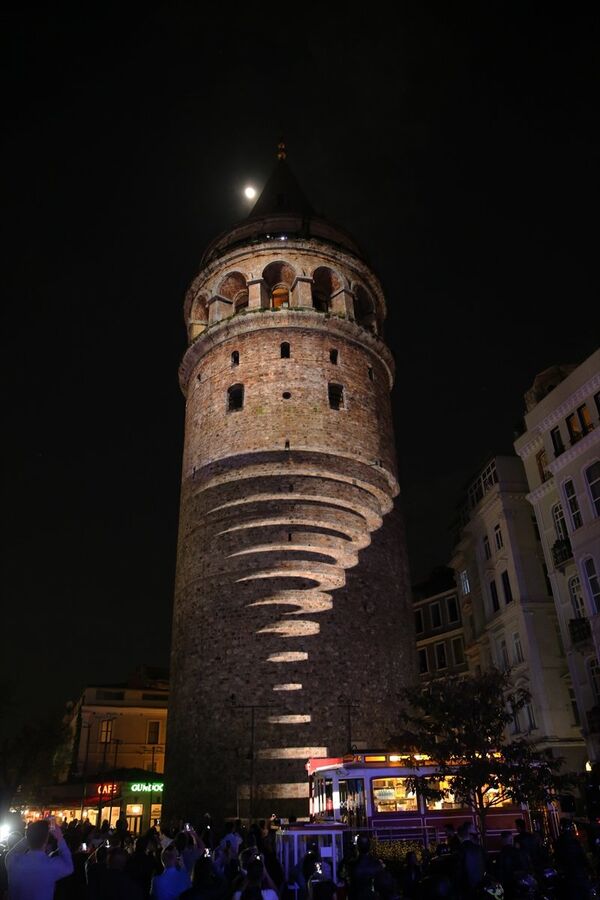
[230,701,276,823]
[337,696,359,753]
[79,717,93,821]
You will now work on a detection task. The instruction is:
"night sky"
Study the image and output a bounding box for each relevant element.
[2,6,598,721]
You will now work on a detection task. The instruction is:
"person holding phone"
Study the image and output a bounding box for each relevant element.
[5,816,74,899]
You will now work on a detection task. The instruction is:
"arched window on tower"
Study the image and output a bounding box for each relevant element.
[281,342,290,359]
[227,383,244,412]
[272,284,289,309]
[312,291,328,312]
[231,350,240,366]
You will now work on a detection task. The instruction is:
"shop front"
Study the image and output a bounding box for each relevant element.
[28,778,164,833]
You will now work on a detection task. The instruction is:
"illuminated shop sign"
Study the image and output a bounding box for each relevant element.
[129,782,163,793]
[97,783,119,796]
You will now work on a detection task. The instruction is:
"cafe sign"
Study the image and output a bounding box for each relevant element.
[129,782,163,793]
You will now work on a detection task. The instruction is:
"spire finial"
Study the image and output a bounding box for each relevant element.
[277,140,286,161]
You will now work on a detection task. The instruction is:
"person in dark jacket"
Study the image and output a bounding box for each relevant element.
[454,823,487,899]
[347,836,384,900]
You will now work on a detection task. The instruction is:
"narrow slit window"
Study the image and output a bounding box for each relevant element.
[285,440,290,450]
[227,383,244,412]
[328,383,345,410]
[281,342,290,359]
[330,348,338,365]
[367,366,374,381]
[231,350,239,366]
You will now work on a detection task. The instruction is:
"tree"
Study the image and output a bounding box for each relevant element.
[0,685,69,817]
[390,669,570,845]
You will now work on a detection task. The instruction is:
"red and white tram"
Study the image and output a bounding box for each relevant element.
[307,752,541,847]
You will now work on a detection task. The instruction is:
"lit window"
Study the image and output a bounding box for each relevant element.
[414,609,424,634]
[513,632,524,664]
[99,719,113,743]
[501,570,513,604]
[227,383,244,412]
[147,721,160,744]
[460,570,470,595]
[435,642,447,670]
[281,342,290,359]
[446,595,459,624]
[272,285,289,309]
[483,535,491,560]
[424,779,461,810]
[564,480,582,529]
[569,575,585,619]
[372,778,418,813]
[586,462,600,517]
[494,524,504,551]
[490,580,500,613]
[583,558,600,613]
[328,383,344,410]
[552,503,568,540]
[430,602,442,629]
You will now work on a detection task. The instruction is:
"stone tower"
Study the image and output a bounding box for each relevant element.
[164,149,415,822]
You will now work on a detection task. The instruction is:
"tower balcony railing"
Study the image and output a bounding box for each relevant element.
[552,537,573,570]
[568,616,592,647]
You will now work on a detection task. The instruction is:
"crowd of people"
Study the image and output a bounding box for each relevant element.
[0,813,596,900]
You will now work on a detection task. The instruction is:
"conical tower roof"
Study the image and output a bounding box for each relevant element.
[247,149,314,219]
[201,143,364,265]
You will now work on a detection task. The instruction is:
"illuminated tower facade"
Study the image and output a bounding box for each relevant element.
[164,150,415,821]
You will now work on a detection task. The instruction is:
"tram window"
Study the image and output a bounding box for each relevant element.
[372,777,418,813]
[423,778,462,810]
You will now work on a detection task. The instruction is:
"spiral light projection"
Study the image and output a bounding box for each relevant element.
[185,453,396,791]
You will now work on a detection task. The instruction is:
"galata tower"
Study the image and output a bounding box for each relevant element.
[164,147,415,823]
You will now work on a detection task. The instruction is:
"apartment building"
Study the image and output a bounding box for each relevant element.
[514,348,600,760]
[450,456,584,770]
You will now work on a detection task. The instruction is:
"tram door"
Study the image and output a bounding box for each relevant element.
[339,778,366,827]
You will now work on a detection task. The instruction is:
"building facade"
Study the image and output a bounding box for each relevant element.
[514,348,600,760]
[450,456,584,770]
[412,568,468,683]
[165,151,415,822]
[32,667,169,831]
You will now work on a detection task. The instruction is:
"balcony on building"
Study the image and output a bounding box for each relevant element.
[552,537,573,570]
[568,616,592,647]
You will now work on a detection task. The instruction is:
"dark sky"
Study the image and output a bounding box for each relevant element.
[2,6,598,721]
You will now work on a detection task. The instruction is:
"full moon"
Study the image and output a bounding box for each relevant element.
[244,186,256,199]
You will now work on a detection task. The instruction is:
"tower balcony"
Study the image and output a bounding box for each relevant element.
[568,616,592,648]
[552,537,573,571]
